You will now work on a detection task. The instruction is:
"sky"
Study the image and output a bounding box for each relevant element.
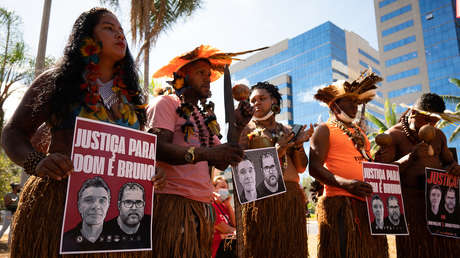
[1,0,378,122]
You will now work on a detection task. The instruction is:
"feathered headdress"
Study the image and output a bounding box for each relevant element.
[400,103,460,125]
[153,45,268,82]
[314,68,383,106]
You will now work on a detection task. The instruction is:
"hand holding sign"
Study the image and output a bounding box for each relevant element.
[36,153,73,180]
[342,179,373,197]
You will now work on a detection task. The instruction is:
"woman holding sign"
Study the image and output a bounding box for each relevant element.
[237,82,313,258]
[1,7,161,258]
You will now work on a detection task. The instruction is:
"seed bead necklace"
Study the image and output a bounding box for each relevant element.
[331,119,371,161]
[402,115,420,144]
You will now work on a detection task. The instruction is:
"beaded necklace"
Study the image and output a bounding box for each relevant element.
[252,121,289,170]
[330,119,371,161]
[176,100,217,147]
[402,115,420,144]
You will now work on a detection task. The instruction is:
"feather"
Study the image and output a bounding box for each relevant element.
[209,47,269,60]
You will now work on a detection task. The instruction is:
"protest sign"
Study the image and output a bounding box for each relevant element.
[363,161,408,235]
[232,147,286,204]
[425,167,460,238]
[60,117,156,254]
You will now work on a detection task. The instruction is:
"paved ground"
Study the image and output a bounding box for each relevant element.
[0,229,9,258]
[0,221,396,258]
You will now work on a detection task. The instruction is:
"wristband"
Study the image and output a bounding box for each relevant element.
[24,151,47,176]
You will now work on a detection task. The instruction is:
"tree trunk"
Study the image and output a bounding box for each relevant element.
[143,40,150,92]
[143,8,150,93]
[34,0,52,77]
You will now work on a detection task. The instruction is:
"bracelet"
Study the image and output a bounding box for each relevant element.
[24,151,47,176]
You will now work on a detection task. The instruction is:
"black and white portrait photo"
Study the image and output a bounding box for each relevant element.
[232,147,286,204]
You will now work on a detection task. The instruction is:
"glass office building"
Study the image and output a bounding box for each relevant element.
[230,21,382,126]
[374,0,460,149]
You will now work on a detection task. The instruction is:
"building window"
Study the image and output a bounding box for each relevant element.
[359,60,381,75]
[387,68,420,82]
[332,68,349,79]
[425,13,433,20]
[381,4,412,22]
[379,0,397,8]
[383,35,416,52]
[382,20,414,37]
[358,48,380,64]
[385,51,418,67]
[388,84,422,98]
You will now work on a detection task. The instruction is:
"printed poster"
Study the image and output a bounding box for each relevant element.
[60,117,156,254]
[232,147,286,204]
[363,161,408,235]
[425,167,460,238]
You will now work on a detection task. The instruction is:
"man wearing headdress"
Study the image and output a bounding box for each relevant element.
[238,82,313,258]
[147,45,259,258]
[375,93,460,258]
[309,70,388,258]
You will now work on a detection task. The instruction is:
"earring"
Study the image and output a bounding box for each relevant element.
[271,103,280,114]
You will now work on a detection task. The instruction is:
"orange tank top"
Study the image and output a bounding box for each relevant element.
[323,121,371,201]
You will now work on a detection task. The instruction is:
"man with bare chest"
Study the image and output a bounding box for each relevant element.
[375,93,460,258]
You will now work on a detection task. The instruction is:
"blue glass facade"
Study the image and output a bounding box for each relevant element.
[385,51,418,67]
[358,48,380,64]
[359,60,381,75]
[388,84,422,98]
[418,0,460,147]
[231,22,348,126]
[383,35,416,51]
[379,0,397,8]
[386,67,419,82]
[381,5,412,22]
[382,20,414,37]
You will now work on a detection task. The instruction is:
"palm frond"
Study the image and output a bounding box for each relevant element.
[441,95,460,105]
[390,102,397,126]
[436,119,450,129]
[384,98,396,126]
[448,78,460,88]
[365,112,388,131]
[448,126,460,143]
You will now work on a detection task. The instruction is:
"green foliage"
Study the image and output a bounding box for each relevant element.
[0,150,21,209]
[0,7,32,134]
[366,98,398,156]
[439,78,460,142]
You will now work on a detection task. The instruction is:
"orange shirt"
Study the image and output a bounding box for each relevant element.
[323,121,371,201]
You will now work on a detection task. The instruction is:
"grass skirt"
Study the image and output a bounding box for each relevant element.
[396,188,460,258]
[10,176,150,258]
[316,195,388,258]
[150,193,213,258]
[241,181,308,258]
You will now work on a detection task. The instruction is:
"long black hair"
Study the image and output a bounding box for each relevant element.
[33,7,146,127]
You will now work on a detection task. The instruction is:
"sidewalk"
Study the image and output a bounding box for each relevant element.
[0,227,10,257]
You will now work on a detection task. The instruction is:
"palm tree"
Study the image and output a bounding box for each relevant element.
[101,0,203,91]
[437,78,460,142]
[365,98,397,156]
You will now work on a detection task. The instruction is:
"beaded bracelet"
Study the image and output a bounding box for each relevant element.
[24,151,47,176]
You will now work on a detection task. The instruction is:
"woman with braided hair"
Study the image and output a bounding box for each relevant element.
[238,81,313,258]
[1,7,162,258]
